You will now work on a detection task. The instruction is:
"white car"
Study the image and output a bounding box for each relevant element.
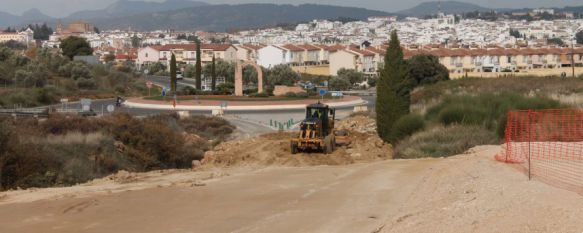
[176,72,183,80]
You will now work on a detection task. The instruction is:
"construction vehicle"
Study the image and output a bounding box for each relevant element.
[291,102,341,154]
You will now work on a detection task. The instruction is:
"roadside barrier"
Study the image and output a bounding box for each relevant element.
[497,109,583,194]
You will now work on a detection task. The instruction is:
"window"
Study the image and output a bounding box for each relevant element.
[145,53,148,58]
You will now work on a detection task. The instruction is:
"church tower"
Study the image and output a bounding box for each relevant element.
[56,19,65,35]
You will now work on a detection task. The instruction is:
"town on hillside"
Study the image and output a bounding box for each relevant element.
[2,8,583,83]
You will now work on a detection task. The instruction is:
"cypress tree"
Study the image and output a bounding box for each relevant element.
[195,38,202,90]
[377,30,411,144]
[170,53,177,93]
[211,54,216,91]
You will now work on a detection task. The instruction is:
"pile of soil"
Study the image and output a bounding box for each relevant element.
[201,116,391,168]
[336,115,377,134]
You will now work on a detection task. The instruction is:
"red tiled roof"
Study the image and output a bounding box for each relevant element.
[366,47,386,55]
[159,44,234,51]
[325,44,346,52]
[281,44,305,52]
[346,47,375,56]
[297,44,320,51]
[115,54,137,60]
[240,44,265,51]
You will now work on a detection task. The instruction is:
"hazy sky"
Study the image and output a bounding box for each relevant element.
[2,0,583,17]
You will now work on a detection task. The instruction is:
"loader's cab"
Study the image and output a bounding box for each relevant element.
[305,103,335,136]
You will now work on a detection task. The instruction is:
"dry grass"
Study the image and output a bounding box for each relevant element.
[28,132,105,145]
[394,125,498,159]
[412,76,583,105]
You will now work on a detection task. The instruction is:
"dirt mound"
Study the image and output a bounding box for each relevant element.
[336,115,376,133]
[201,116,391,168]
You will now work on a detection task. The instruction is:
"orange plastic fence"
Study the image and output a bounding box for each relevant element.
[496,109,583,194]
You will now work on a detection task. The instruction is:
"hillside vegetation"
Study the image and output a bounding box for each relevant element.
[0,113,234,191]
[394,76,575,159]
[0,45,152,108]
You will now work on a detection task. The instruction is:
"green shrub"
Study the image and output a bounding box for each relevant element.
[296,92,309,98]
[284,92,297,98]
[437,105,486,126]
[249,92,269,98]
[394,125,498,159]
[76,78,97,90]
[390,114,425,142]
[426,92,561,138]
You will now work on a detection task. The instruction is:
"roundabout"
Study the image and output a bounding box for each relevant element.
[123,95,367,111]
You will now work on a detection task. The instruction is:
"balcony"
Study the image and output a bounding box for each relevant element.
[455,63,463,68]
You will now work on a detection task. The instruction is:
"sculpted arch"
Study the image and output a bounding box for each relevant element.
[235,61,263,96]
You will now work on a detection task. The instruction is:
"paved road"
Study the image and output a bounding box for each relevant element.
[0,159,437,233]
[47,78,376,135]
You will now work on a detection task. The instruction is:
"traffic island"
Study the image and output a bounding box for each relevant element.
[123,95,366,111]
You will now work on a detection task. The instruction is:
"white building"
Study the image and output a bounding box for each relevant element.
[0,28,34,44]
[257,45,289,68]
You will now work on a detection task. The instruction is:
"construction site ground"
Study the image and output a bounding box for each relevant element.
[1,116,583,233]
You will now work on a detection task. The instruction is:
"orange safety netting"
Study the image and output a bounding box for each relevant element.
[496,109,583,194]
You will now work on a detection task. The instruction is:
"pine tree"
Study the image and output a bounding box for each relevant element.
[170,53,177,93]
[376,30,411,144]
[195,38,202,90]
[211,54,216,91]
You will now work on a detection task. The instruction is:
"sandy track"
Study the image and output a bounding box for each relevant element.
[0,159,437,233]
[381,146,583,233]
[1,145,583,233]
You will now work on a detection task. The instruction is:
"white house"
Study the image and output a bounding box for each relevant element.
[257,45,288,68]
[136,46,162,69]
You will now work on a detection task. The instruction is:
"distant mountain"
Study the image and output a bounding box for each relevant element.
[90,3,392,31]
[0,8,54,28]
[398,1,491,16]
[21,8,53,22]
[66,0,208,19]
[557,6,583,14]
[0,12,21,27]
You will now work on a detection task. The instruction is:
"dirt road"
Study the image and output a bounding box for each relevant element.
[2,145,583,233]
[0,158,437,233]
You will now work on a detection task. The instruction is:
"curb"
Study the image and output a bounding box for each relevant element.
[123,98,366,111]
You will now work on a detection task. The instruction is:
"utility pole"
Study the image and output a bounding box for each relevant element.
[572,39,576,78]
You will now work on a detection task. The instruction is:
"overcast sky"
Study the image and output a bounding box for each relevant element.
[2,0,583,17]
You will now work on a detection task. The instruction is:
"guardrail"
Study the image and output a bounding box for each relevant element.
[0,107,98,118]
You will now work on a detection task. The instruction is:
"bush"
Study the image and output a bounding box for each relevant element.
[296,92,309,98]
[249,92,269,98]
[36,87,59,105]
[426,92,561,137]
[76,78,97,90]
[390,114,425,142]
[328,77,351,91]
[284,92,297,98]
[394,125,498,159]
[437,105,486,126]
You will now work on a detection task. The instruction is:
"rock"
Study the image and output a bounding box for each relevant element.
[192,160,202,169]
[114,141,126,153]
[192,180,206,187]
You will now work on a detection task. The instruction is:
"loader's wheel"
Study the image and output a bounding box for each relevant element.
[291,143,298,154]
[324,136,333,154]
